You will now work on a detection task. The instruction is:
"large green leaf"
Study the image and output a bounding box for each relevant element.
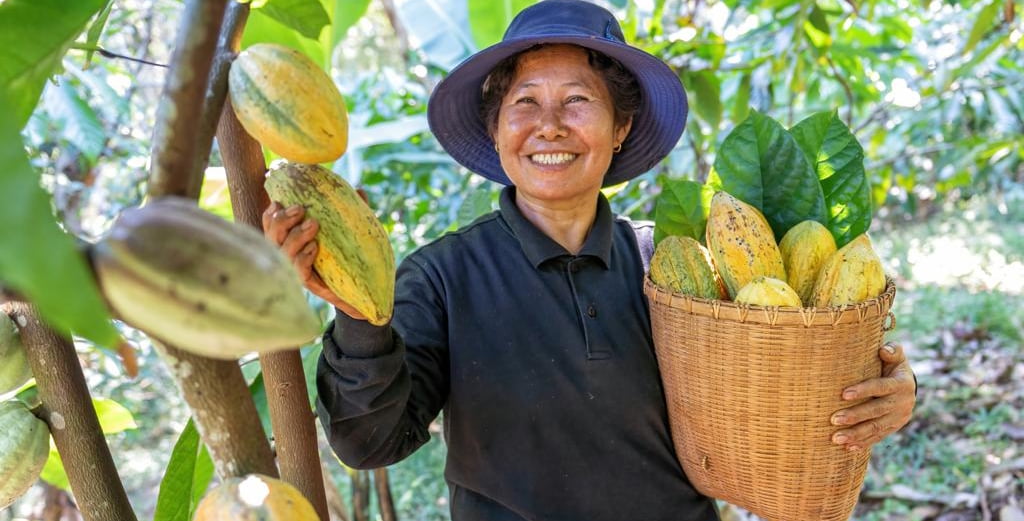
[40,397,139,492]
[259,0,331,40]
[467,0,534,49]
[242,7,325,66]
[49,80,106,163]
[789,110,871,247]
[0,93,120,349]
[0,0,107,128]
[653,179,715,245]
[708,110,826,241]
[325,0,371,57]
[154,420,215,521]
[684,70,723,131]
[963,0,1002,56]
[82,0,114,69]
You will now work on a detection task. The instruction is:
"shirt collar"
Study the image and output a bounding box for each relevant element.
[498,186,613,269]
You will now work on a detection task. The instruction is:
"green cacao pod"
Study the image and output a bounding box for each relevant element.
[810,233,886,307]
[734,276,803,307]
[92,197,321,359]
[0,400,50,509]
[778,220,838,305]
[264,163,395,325]
[193,474,319,521]
[649,236,726,299]
[705,191,787,299]
[0,314,31,396]
[229,43,349,164]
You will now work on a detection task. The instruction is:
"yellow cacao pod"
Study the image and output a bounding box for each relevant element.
[734,276,803,307]
[811,234,886,307]
[0,400,50,509]
[778,220,838,305]
[705,191,786,299]
[0,314,31,395]
[92,197,322,359]
[193,474,319,521]
[649,236,726,299]
[229,43,349,163]
[264,163,395,325]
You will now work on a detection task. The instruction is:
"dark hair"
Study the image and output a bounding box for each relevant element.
[478,44,641,138]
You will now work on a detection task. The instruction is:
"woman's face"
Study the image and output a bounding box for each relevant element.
[494,45,631,207]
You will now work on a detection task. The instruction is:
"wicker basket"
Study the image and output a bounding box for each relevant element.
[644,277,897,521]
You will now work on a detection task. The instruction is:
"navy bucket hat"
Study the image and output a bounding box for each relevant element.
[427,0,688,187]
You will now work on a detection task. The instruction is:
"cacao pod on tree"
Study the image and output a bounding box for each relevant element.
[228,43,349,164]
[705,191,786,299]
[0,400,50,509]
[265,162,395,325]
[649,235,726,300]
[778,220,838,305]
[193,474,319,521]
[91,197,322,359]
[0,314,31,396]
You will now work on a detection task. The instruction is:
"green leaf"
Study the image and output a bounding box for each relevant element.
[154,420,215,521]
[302,343,323,409]
[39,442,68,491]
[708,110,826,241]
[326,0,371,55]
[93,397,137,434]
[456,187,496,228]
[789,110,872,247]
[468,0,535,49]
[82,0,114,68]
[653,179,715,245]
[242,7,325,66]
[0,0,107,128]
[685,70,723,130]
[49,80,106,162]
[804,4,831,49]
[0,92,120,349]
[258,0,331,40]
[732,73,751,123]
[964,0,1002,56]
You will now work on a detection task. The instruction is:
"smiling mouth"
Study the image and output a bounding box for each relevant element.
[530,152,578,165]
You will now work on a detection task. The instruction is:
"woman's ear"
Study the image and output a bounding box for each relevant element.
[614,117,633,149]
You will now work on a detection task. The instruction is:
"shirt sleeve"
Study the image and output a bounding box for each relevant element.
[315,255,450,469]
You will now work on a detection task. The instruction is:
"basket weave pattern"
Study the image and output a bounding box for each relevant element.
[645,278,897,521]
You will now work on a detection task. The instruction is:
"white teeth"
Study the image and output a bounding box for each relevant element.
[531,153,577,165]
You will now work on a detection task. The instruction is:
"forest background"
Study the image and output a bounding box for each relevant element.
[0,0,1022,520]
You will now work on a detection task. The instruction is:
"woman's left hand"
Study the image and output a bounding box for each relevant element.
[830,342,916,451]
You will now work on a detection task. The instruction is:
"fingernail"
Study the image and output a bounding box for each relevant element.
[883,344,896,354]
[833,434,848,444]
[847,445,861,452]
[831,414,847,426]
[302,219,315,230]
[843,390,857,400]
[286,205,302,216]
[304,242,316,253]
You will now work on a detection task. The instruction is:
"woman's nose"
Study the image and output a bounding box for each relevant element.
[535,105,568,140]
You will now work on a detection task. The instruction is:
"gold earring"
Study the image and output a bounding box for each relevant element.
[613,143,622,153]
[494,143,499,152]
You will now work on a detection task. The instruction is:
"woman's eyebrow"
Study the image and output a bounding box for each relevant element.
[512,80,593,90]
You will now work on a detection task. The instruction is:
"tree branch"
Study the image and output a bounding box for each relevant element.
[146,0,278,480]
[1,302,136,521]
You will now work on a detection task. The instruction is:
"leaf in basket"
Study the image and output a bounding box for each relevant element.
[653,178,715,246]
[708,110,827,241]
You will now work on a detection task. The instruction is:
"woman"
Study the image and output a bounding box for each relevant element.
[263,1,917,519]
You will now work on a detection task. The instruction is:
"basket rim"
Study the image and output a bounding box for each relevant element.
[644,276,897,327]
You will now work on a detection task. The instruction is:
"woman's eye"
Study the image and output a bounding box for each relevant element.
[566,95,587,103]
[515,97,535,104]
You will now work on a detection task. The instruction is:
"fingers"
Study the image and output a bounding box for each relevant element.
[262,202,307,246]
[281,218,319,260]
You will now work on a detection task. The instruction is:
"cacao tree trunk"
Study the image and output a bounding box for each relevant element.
[352,470,371,521]
[1,303,136,521]
[374,467,397,521]
[145,0,277,479]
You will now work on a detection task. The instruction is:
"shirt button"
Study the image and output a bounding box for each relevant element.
[587,305,597,318]
[570,263,579,273]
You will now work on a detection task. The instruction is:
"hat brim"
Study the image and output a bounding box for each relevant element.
[427,35,688,187]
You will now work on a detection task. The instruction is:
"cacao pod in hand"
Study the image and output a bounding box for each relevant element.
[649,235,726,300]
[811,233,886,307]
[705,191,786,299]
[778,220,837,305]
[92,197,321,359]
[229,43,349,164]
[193,474,319,521]
[734,276,803,307]
[0,314,31,396]
[0,400,49,509]
[265,163,395,325]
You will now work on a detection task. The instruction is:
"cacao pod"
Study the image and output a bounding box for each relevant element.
[265,163,395,325]
[810,233,886,307]
[705,191,786,299]
[0,314,31,396]
[193,474,319,521]
[734,276,803,307]
[0,400,50,509]
[778,220,838,305]
[649,236,726,299]
[92,197,322,359]
[229,43,349,164]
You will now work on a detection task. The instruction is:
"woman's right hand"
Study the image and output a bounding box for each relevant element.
[262,201,368,322]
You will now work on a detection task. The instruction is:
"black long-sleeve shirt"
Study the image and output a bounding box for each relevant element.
[316,186,719,521]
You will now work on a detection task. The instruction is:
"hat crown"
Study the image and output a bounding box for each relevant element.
[504,0,625,43]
